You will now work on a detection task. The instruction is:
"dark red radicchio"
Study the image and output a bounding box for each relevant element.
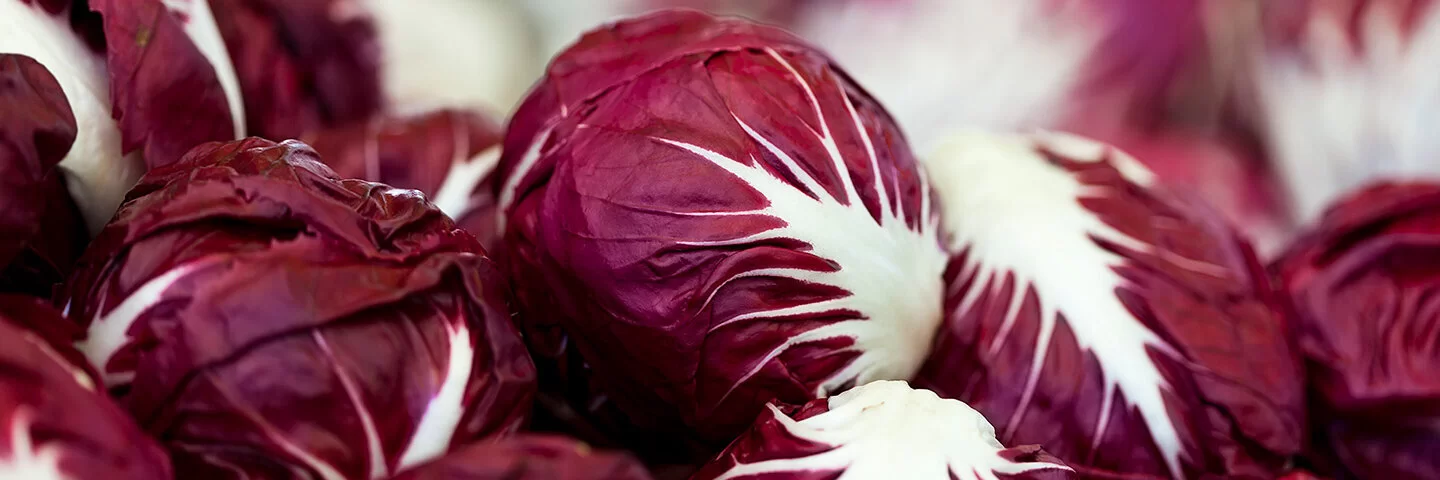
[208,0,534,140]
[497,10,948,445]
[390,435,653,480]
[1273,182,1440,479]
[61,138,536,479]
[0,53,87,295]
[915,131,1305,479]
[1,0,244,232]
[0,295,172,479]
[301,109,506,249]
[692,380,1074,480]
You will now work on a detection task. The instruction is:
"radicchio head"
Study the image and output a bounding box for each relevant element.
[917,131,1305,479]
[498,10,948,445]
[1273,182,1440,479]
[62,138,535,479]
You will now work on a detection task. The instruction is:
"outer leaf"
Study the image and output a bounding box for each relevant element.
[497,10,948,446]
[0,0,133,232]
[157,0,246,138]
[206,0,381,140]
[62,138,536,480]
[301,109,505,249]
[692,380,1074,480]
[1273,182,1440,479]
[0,295,172,480]
[916,131,1304,479]
[89,0,242,169]
[0,53,80,281]
[390,435,653,480]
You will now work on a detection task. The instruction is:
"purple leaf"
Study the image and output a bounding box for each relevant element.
[1274,182,1440,479]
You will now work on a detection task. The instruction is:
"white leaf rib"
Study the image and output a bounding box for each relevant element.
[235,389,348,480]
[984,283,1031,357]
[395,312,474,472]
[713,324,856,409]
[79,260,218,387]
[0,1,141,232]
[1089,387,1117,461]
[951,264,996,324]
[674,229,782,247]
[496,127,553,232]
[690,265,844,318]
[715,444,855,480]
[734,115,830,201]
[840,89,891,221]
[432,146,501,220]
[160,0,246,138]
[312,332,387,479]
[707,297,851,334]
[1001,313,1057,440]
[0,409,71,480]
[666,208,767,218]
[764,48,860,204]
[714,381,1072,480]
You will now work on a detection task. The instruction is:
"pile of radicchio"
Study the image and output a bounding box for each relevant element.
[3,2,1439,480]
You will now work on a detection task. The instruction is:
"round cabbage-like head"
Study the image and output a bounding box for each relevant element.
[1275,182,1440,479]
[693,380,1075,480]
[0,295,172,480]
[496,10,948,444]
[62,138,536,480]
[917,131,1305,479]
